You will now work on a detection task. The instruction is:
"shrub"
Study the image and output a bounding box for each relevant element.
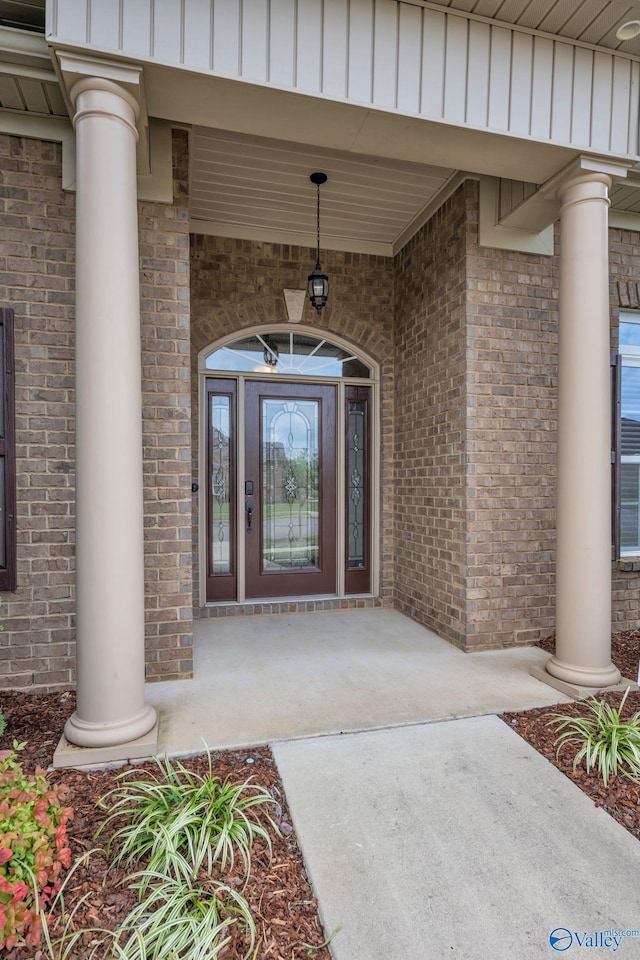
[97,754,276,891]
[549,687,640,787]
[0,744,73,951]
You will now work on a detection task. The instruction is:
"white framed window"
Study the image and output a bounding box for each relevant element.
[619,312,640,555]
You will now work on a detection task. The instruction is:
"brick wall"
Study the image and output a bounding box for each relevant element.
[190,236,395,607]
[0,134,76,689]
[395,183,640,648]
[0,130,193,690]
[393,185,468,647]
[139,130,193,680]
[464,184,559,648]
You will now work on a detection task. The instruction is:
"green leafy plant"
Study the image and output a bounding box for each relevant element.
[0,710,5,740]
[111,873,256,960]
[97,754,276,891]
[0,743,73,950]
[549,687,640,787]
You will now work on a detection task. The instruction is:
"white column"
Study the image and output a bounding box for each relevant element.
[546,170,620,688]
[64,77,157,747]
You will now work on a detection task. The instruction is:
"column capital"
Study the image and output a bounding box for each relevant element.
[540,154,634,202]
[69,77,141,140]
[55,50,150,174]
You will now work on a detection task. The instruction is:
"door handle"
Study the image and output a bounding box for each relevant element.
[246,499,254,533]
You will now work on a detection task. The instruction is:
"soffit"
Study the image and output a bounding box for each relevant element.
[419,0,640,54]
[611,180,640,211]
[0,0,44,33]
[190,127,457,255]
[0,24,67,117]
[0,71,65,115]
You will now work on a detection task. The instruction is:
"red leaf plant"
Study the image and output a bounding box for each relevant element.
[0,745,73,950]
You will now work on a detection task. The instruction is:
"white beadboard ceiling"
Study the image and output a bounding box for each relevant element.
[611,181,640,212]
[190,127,458,255]
[0,72,66,115]
[422,0,640,54]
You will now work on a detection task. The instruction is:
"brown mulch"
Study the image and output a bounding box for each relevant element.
[0,690,331,960]
[502,629,640,843]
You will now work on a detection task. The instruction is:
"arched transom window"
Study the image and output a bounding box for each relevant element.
[204,331,371,379]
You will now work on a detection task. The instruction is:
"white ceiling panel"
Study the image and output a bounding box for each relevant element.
[422,0,640,54]
[190,128,457,254]
[0,71,67,116]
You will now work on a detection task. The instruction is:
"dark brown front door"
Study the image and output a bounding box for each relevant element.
[244,380,337,599]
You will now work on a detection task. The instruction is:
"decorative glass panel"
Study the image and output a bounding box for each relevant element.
[206,332,370,378]
[210,395,232,574]
[262,399,320,571]
[347,401,366,569]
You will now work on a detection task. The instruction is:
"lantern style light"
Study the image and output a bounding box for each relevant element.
[307,172,329,313]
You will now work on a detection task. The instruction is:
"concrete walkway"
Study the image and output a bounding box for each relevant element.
[147,609,570,754]
[145,609,640,959]
[274,717,640,960]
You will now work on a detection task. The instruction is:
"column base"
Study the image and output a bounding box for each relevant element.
[53,718,159,769]
[530,662,637,700]
[63,702,157,748]
[546,655,621,689]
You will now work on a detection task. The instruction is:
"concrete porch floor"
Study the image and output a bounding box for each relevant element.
[146,609,571,756]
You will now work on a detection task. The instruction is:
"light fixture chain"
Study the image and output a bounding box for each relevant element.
[316,181,321,267]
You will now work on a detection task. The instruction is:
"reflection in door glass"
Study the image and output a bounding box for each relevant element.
[210,396,231,574]
[262,399,320,572]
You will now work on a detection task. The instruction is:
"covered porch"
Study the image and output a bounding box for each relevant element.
[146,609,568,757]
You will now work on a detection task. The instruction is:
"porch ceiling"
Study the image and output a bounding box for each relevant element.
[0,0,44,33]
[426,0,640,55]
[190,127,458,256]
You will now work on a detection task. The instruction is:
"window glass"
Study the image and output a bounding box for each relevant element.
[205,332,370,378]
[620,314,640,554]
[620,321,640,347]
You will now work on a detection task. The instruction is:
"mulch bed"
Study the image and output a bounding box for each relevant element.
[502,629,640,842]
[0,690,331,960]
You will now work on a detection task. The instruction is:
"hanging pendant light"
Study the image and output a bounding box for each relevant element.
[307,172,329,313]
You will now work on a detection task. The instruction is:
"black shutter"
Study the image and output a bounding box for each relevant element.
[611,352,621,561]
[0,309,16,590]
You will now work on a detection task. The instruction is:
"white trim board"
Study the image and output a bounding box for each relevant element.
[0,110,174,202]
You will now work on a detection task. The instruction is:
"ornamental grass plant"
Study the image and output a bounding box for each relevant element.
[79,752,279,959]
[111,873,257,960]
[549,687,640,787]
[97,753,276,891]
